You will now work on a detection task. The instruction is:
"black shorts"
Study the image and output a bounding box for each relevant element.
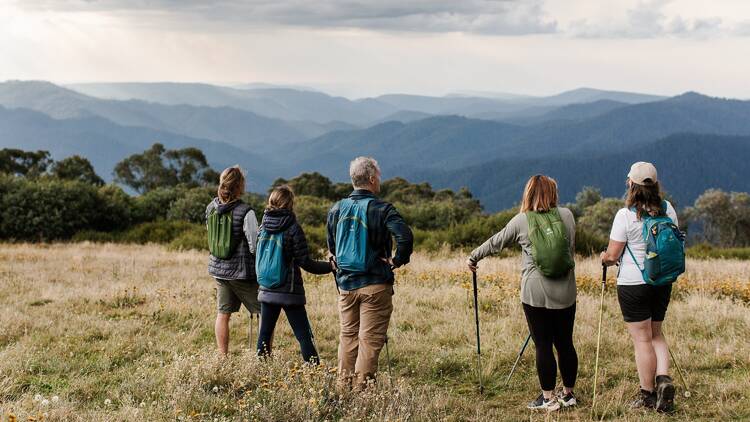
[616,284,673,323]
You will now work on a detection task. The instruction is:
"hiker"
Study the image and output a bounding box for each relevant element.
[467,175,578,412]
[327,156,414,390]
[600,162,682,412]
[255,185,335,363]
[206,166,260,356]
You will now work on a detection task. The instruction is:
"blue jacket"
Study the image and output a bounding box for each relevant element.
[326,189,414,291]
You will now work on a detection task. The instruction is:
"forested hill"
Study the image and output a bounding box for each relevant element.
[414,133,750,211]
[2,81,750,210]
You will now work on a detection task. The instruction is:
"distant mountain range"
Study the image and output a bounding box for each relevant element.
[1,80,748,211]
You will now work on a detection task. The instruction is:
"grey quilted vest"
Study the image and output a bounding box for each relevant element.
[206,198,256,281]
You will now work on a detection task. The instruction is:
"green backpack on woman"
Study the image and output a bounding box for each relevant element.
[526,208,575,279]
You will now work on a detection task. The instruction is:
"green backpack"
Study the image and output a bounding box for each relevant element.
[207,208,237,259]
[526,208,575,278]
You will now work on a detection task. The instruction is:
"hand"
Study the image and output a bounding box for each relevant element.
[466,258,478,273]
[600,251,610,266]
[381,257,395,269]
[328,255,338,271]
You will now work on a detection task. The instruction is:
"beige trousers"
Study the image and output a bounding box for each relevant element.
[337,283,394,389]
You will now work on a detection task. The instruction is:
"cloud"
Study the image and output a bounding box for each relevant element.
[566,0,735,39]
[17,0,558,35]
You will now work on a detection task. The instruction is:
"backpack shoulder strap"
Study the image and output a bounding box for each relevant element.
[625,243,644,272]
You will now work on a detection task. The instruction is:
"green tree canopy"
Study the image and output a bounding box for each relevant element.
[114,143,218,193]
[0,149,52,178]
[51,155,104,185]
[686,189,750,247]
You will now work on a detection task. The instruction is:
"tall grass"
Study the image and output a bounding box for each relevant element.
[1,243,748,421]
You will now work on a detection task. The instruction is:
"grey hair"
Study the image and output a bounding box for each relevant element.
[349,156,380,188]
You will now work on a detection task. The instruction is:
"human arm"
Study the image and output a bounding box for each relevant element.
[600,209,627,266]
[384,205,413,268]
[243,211,259,254]
[291,224,334,275]
[467,214,522,272]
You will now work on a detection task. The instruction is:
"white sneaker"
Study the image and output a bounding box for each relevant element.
[558,391,577,408]
[527,393,561,411]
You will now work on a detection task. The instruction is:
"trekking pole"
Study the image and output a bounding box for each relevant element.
[667,340,691,397]
[384,335,394,387]
[504,333,532,387]
[592,264,607,409]
[471,271,484,394]
[249,313,254,349]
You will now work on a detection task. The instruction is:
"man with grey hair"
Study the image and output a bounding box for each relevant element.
[326,156,413,391]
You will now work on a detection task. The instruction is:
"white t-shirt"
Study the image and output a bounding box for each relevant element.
[609,201,678,286]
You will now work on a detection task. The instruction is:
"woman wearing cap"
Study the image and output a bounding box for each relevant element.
[467,175,578,412]
[600,162,678,412]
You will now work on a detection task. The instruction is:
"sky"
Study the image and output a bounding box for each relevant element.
[1,0,749,98]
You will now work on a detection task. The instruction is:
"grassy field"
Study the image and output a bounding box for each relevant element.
[0,243,749,421]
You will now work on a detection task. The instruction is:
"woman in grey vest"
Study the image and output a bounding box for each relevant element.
[206,166,260,356]
[467,175,578,412]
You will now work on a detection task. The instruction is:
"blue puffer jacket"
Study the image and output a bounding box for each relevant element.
[257,208,333,306]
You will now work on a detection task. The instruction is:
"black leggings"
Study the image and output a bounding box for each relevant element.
[522,303,578,391]
[257,303,318,363]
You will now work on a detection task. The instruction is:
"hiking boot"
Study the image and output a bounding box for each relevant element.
[557,391,577,408]
[527,393,561,411]
[656,375,676,413]
[630,389,657,409]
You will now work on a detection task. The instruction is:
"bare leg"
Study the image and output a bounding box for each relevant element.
[215,313,231,356]
[651,321,670,376]
[626,319,656,391]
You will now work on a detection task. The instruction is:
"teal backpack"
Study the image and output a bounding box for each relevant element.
[335,198,375,272]
[255,229,287,289]
[626,201,686,286]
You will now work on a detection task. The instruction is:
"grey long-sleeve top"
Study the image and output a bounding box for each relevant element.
[469,208,577,309]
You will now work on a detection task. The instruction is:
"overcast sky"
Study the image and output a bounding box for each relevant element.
[1,0,749,98]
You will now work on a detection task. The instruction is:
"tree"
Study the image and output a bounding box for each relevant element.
[272,172,336,200]
[686,189,750,247]
[577,198,624,241]
[575,186,602,210]
[0,149,52,178]
[51,155,104,185]
[114,143,217,193]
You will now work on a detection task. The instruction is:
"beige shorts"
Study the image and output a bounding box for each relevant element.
[215,278,261,314]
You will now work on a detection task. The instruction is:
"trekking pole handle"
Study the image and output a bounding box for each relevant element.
[602,264,607,284]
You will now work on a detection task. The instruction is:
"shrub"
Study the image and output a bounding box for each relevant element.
[686,243,750,260]
[168,226,207,252]
[295,196,333,227]
[133,186,187,222]
[302,225,328,258]
[94,184,135,231]
[0,176,101,240]
[121,221,199,244]
[167,187,214,223]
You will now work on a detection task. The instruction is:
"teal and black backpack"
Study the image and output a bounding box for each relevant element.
[626,201,686,286]
[526,208,575,279]
[255,229,287,289]
[335,198,375,272]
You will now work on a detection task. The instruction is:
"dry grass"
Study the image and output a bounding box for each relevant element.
[0,243,749,421]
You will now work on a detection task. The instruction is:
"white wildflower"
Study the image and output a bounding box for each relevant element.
[104,398,112,406]
[212,386,219,393]
[41,399,50,406]
[51,396,60,403]
[34,394,43,402]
